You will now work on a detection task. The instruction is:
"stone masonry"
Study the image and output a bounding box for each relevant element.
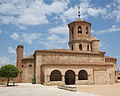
[16,19,117,85]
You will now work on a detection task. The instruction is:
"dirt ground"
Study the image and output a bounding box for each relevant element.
[77,83,120,96]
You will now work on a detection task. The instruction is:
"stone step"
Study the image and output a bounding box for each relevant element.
[58,85,76,92]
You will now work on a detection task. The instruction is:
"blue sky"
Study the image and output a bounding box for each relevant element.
[0,0,120,69]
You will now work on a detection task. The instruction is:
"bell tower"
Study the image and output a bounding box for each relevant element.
[16,45,24,82]
[68,6,99,52]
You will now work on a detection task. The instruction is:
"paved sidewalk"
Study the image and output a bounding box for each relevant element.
[0,83,100,96]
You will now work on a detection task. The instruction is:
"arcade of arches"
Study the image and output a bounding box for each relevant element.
[49,69,88,85]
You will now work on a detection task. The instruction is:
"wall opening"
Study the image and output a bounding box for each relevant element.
[72,29,74,39]
[50,70,62,81]
[65,70,75,85]
[71,45,73,50]
[79,44,82,51]
[78,70,88,80]
[86,26,88,34]
[87,44,89,51]
[78,26,82,34]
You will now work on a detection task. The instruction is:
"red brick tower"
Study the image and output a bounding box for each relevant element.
[68,6,99,52]
[16,45,24,82]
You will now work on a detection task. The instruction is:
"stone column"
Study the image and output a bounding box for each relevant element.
[62,75,65,85]
[47,75,50,83]
[44,75,48,85]
[75,75,78,85]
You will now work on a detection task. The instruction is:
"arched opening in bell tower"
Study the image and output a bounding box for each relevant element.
[87,44,89,51]
[78,26,82,34]
[79,44,82,51]
[72,28,74,39]
[86,26,88,34]
[71,45,73,50]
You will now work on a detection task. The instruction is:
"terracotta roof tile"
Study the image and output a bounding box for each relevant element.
[22,55,34,60]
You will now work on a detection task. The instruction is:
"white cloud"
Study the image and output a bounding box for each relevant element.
[87,8,107,17]
[0,0,68,26]
[10,32,41,44]
[0,55,16,66]
[93,25,120,34]
[17,25,27,30]
[60,7,78,22]
[10,32,19,40]
[39,34,68,49]
[60,0,107,22]
[0,29,7,34]
[1,0,120,25]
[8,46,16,55]
[48,24,69,35]
[0,29,2,34]
[112,10,120,21]
[22,33,41,44]
[46,24,69,49]
[0,56,10,65]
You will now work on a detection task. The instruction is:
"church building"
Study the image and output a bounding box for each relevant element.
[16,11,117,85]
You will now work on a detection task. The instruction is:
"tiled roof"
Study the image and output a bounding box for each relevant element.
[105,56,116,59]
[22,55,34,60]
[35,49,105,55]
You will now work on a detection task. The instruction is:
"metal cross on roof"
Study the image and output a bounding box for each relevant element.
[78,6,81,20]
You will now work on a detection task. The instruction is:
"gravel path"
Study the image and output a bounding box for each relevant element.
[0,83,100,96]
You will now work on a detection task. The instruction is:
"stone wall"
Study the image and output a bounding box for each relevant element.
[21,59,34,83]
[41,65,115,85]
[0,77,16,85]
[35,51,115,85]
[41,52,105,65]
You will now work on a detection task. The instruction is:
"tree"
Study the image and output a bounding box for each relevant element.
[0,64,19,86]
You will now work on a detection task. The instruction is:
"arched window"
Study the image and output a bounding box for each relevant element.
[71,45,73,50]
[78,26,82,34]
[78,70,88,80]
[87,44,89,51]
[72,27,74,33]
[79,44,82,51]
[72,28,74,39]
[86,26,88,34]
[50,70,62,81]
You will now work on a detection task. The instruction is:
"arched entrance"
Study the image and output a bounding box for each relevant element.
[50,70,62,81]
[78,70,88,80]
[65,70,75,85]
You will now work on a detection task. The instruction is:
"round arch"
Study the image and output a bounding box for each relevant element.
[78,70,88,80]
[50,70,62,81]
[65,70,75,85]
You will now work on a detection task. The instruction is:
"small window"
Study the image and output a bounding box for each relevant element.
[72,29,74,39]
[78,26,82,34]
[79,44,82,50]
[22,65,24,67]
[29,64,32,67]
[87,44,89,51]
[71,45,73,50]
[72,27,74,33]
[86,27,88,34]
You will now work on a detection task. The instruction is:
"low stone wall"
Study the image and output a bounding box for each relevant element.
[0,77,15,85]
